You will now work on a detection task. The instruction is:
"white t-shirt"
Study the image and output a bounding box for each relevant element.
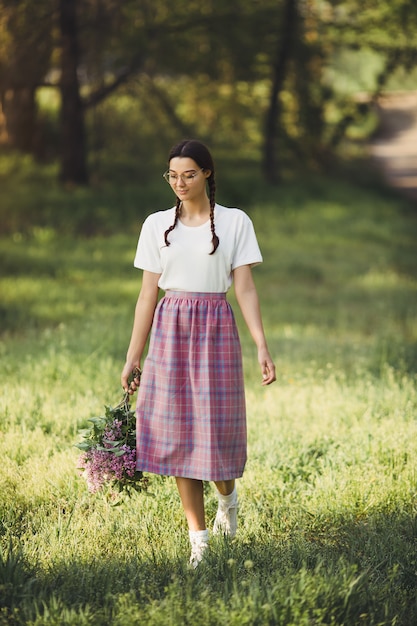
[134,204,262,292]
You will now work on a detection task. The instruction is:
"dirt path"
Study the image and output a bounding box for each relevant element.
[368,91,417,204]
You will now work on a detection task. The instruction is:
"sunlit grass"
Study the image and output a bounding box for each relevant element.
[0,167,417,624]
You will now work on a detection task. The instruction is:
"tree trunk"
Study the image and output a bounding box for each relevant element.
[1,87,37,152]
[59,0,88,185]
[262,0,298,184]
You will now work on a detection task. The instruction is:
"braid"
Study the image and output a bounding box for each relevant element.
[164,198,181,247]
[208,176,219,255]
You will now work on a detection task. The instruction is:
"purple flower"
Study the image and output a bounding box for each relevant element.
[76,395,145,495]
[78,445,137,493]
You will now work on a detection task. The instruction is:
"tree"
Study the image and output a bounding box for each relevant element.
[1,0,417,186]
[59,0,88,184]
[263,0,298,183]
[0,0,53,152]
[261,0,417,180]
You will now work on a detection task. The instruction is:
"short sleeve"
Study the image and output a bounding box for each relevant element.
[133,215,163,273]
[231,212,263,270]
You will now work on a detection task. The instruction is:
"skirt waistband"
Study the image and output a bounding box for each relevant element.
[164,291,227,300]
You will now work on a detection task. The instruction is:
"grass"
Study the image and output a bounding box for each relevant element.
[0,158,417,624]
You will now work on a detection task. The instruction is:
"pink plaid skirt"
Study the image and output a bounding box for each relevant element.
[135,291,247,481]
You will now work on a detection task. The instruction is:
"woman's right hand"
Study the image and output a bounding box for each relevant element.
[121,362,141,394]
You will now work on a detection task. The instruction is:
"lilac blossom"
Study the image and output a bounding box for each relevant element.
[78,445,137,493]
[76,399,144,494]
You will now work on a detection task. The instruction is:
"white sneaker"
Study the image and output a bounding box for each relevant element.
[213,488,238,538]
[189,531,209,569]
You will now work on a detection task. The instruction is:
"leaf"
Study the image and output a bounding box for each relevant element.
[74,442,91,451]
[88,417,107,424]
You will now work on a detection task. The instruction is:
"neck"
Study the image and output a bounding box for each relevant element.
[180,197,210,218]
[178,197,212,227]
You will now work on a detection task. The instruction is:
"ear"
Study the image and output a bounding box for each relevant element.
[203,169,212,179]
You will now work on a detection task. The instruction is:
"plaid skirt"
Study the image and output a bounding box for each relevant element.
[135,291,247,481]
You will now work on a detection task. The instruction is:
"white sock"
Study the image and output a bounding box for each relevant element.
[217,486,237,505]
[189,529,209,543]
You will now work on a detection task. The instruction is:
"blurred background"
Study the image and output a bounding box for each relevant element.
[0,0,416,234]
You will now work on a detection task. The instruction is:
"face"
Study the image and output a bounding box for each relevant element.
[167,157,211,202]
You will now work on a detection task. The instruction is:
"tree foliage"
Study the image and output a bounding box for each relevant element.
[0,0,416,184]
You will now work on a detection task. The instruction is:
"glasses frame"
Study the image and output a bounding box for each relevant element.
[162,168,205,185]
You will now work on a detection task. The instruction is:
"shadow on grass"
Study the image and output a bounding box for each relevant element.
[2,508,417,625]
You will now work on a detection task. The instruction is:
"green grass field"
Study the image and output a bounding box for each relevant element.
[1,162,417,625]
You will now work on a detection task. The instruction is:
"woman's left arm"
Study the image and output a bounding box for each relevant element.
[233,265,276,385]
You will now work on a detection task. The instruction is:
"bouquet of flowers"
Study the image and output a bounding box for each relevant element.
[76,369,146,497]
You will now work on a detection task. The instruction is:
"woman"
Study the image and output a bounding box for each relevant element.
[121,139,276,567]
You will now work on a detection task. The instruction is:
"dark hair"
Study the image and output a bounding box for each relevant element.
[164,139,219,254]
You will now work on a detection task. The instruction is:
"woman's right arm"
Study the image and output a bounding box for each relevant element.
[121,270,161,392]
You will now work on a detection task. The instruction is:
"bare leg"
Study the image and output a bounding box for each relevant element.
[214,479,235,496]
[175,477,206,531]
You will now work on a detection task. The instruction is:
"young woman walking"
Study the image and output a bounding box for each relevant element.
[121,139,276,567]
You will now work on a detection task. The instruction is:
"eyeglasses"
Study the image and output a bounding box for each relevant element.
[162,168,205,185]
